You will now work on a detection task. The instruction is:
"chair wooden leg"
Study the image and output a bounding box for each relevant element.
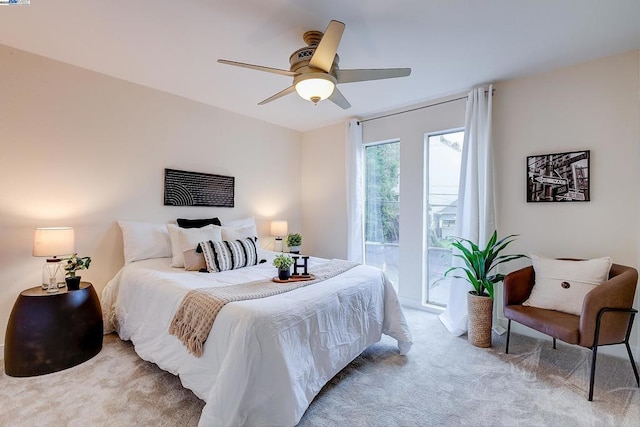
[505,319,511,354]
[553,337,556,349]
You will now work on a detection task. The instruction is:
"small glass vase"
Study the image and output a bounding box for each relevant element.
[42,259,63,293]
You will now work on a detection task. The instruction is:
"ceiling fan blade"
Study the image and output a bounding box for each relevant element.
[336,68,411,84]
[309,20,345,73]
[258,86,296,105]
[328,87,351,109]
[218,59,298,77]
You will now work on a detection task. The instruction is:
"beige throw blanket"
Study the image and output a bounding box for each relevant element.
[169,259,359,357]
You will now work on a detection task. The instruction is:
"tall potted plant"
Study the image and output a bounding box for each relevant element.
[444,230,526,348]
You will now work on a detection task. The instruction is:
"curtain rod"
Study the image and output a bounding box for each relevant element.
[357,89,494,125]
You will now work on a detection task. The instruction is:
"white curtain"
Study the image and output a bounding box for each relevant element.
[439,85,496,336]
[345,119,364,263]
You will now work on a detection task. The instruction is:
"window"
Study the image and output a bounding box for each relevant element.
[423,130,464,306]
[364,140,400,285]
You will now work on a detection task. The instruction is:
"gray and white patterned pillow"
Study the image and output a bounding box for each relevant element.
[198,237,258,272]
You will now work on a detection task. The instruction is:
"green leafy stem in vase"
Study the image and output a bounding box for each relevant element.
[62,253,92,278]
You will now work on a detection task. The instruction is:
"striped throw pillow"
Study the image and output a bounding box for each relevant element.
[198,237,258,272]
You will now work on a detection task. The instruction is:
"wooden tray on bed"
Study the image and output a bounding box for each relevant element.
[272,274,316,283]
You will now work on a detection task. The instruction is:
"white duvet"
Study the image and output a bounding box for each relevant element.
[102,251,413,427]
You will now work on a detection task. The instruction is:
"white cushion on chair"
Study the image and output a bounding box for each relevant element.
[523,253,612,316]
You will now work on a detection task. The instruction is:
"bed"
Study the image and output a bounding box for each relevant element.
[102,223,412,427]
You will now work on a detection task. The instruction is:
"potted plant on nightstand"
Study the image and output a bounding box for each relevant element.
[286,233,302,254]
[62,253,91,290]
[444,230,526,348]
[273,254,294,281]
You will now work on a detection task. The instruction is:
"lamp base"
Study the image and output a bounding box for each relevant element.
[274,237,283,252]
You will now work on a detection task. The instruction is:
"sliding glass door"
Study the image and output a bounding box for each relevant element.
[364,140,400,286]
[424,130,464,306]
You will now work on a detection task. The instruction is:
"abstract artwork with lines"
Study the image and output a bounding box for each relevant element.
[164,168,234,207]
[526,150,590,203]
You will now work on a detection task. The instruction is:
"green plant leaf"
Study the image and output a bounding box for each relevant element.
[485,230,498,252]
[444,230,526,301]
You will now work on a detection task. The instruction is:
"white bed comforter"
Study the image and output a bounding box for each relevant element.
[102,252,412,427]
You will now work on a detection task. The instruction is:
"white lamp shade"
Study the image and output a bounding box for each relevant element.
[294,74,336,102]
[33,227,75,257]
[270,220,288,237]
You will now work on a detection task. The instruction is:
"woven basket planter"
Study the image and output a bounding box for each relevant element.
[467,292,493,348]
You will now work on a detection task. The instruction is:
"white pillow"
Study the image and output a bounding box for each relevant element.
[523,253,612,316]
[222,225,257,241]
[223,216,256,229]
[118,221,172,265]
[167,224,222,268]
[221,216,258,242]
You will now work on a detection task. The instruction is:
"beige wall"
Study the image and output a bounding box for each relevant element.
[0,45,303,347]
[493,50,640,351]
[494,50,639,265]
[302,50,640,356]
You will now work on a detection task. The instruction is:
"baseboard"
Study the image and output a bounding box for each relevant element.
[399,297,422,310]
[496,315,640,361]
[399,297,444,314]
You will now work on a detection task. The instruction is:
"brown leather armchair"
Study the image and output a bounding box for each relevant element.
[503,262,639,401]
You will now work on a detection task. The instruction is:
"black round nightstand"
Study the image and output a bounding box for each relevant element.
[4,281,103,377]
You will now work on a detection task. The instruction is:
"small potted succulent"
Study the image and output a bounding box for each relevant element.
[62,253,92,290]
[273,254,294,280]
[286,233,302,254]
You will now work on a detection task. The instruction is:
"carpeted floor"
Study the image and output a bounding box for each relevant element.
[1,308,638,426]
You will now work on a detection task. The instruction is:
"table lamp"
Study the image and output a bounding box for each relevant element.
[33,227,75,292]
[270,220,288,252]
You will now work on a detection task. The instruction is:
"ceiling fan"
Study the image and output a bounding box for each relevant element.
[218,20,411,109]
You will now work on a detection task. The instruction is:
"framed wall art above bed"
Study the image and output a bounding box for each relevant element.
[526,150,590,203]
[164,168,234,207]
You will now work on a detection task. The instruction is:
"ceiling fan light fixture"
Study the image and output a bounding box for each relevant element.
[218,20,410,110]
[294,73,336,104]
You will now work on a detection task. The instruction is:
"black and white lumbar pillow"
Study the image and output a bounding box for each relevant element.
[198,237,258,272]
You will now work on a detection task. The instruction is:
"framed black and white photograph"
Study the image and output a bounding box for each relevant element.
[526,150,590,202]
[164,168,235,207]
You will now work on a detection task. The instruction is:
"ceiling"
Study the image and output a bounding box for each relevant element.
[0,1,638,132]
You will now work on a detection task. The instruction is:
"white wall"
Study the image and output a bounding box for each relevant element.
[0,45,303,347]
[361,98,466,307]
[300,98,466,306]
[301,122,348,260]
